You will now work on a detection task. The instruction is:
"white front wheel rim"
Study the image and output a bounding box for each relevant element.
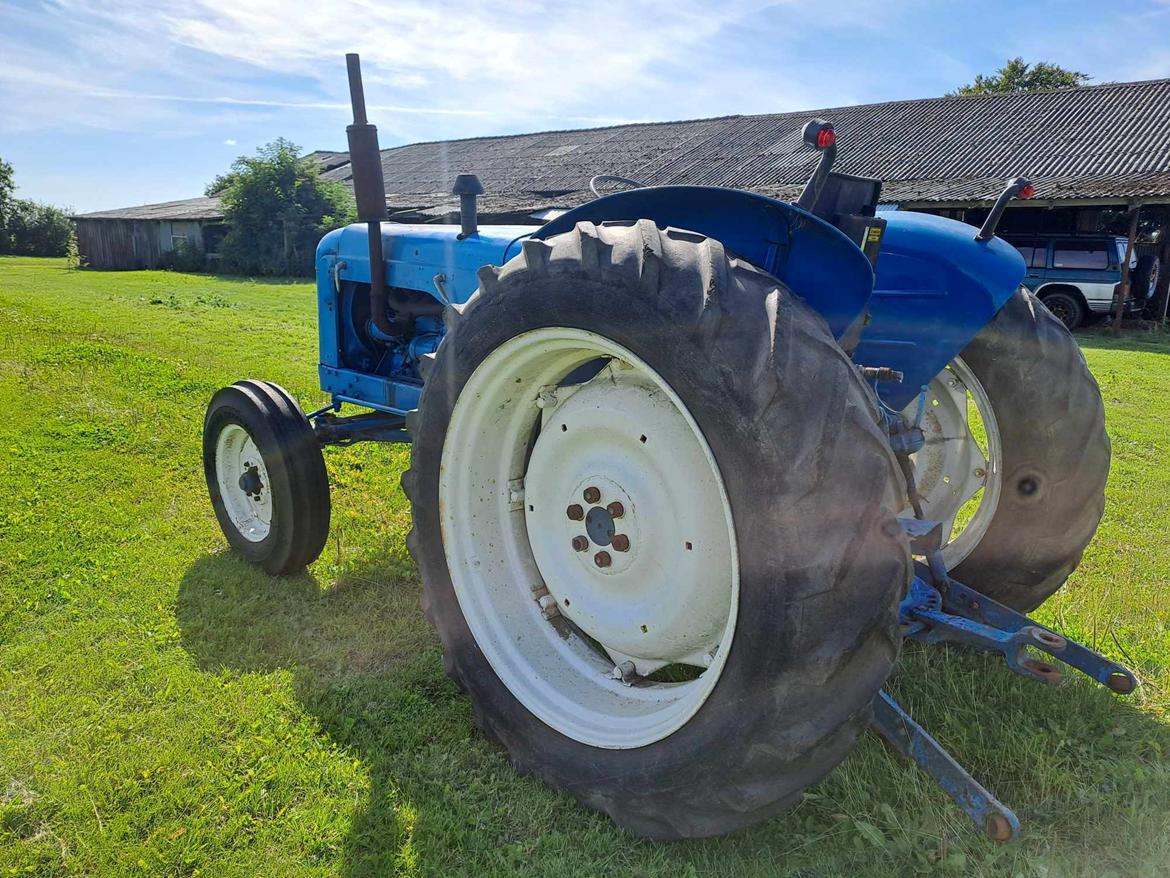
[439,328,739,749]
[215,423,273,542]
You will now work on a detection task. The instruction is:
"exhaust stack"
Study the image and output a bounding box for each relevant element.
[344,54,394,335]
[344,53,441,334]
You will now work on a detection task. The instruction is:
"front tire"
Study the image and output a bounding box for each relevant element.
[404,221,910,838]
[203,380,331,574]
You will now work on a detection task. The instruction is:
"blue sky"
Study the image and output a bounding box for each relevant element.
[2,0,1168,214]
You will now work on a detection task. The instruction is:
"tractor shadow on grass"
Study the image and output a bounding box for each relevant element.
[175,548,518,876]
[176,550,1170,875]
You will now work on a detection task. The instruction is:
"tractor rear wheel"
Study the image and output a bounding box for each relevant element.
[403,220,910,838]
[904,288,1109,611]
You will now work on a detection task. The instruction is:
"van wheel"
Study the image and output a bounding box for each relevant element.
[1038,289,1084,330]
[1133,254,1159,310]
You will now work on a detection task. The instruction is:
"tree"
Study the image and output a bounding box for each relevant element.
[0,156,75,257]
[0,157,14,251]
[950,58,1090,96]
[215,139,355,276]
[2,200,75,257]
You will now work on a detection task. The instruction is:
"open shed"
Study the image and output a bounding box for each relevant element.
[73,196,225,270]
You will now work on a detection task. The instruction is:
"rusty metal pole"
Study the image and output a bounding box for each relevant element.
[1110,203,1142,333]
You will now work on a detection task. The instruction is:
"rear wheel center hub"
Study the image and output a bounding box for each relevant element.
[584,505,615,546]
[523,367,732,667]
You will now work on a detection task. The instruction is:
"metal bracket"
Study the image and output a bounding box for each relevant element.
[313,410,410,445]
[871,691,1019,842]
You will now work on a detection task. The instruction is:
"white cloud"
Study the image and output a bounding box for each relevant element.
[0,0,859,141]
[223,138,237,145]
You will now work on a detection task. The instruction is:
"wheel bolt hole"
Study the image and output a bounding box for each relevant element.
[1018,476,1040,496]
[640,624,648,633]
[561,423,567,432]
[685,541,692,551]
[639,434,647,443]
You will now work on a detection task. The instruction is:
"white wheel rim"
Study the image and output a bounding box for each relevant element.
[439,328,739,749]
[903,356,1002,567]
[214,423,273,542]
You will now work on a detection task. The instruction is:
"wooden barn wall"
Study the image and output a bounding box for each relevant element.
[75,219,166,270]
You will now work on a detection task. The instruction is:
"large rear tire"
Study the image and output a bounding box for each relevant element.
[403,220,910,838]
[920,289,1110,611]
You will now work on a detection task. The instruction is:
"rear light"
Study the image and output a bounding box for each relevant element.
[1019,183,1036,199]
[816,127,836,150]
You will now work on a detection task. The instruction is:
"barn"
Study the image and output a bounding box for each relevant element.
[76,77,1170,309]
[71,151,349,269]
[72,197,225,270]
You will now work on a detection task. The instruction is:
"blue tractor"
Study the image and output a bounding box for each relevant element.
[203,55,1134,840]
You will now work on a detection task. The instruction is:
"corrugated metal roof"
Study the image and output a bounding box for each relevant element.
[324,77,1170,211]
[75,196,224,221]
[82,78,1170,222]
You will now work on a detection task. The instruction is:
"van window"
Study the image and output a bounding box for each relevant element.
[1114,239,1138,268]
[1052,241,1109,270]
[1012,244,1045,268]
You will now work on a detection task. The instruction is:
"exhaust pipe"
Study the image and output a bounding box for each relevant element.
[345,53,440,335]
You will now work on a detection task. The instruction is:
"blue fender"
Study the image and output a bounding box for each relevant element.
[857,211,1026,410]
[535,186,875,341]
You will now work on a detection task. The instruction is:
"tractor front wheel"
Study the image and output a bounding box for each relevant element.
[203,380,331,574]
[403,220,910,838]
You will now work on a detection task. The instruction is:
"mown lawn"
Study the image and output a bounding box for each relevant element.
[1,255,1168,877]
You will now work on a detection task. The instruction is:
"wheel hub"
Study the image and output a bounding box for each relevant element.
[584,503,616,547]
[524,367,731,671]
[214,423,272,542]
[238,465,264,497]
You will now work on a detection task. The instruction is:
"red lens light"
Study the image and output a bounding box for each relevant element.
[1019,183,1036,199]
[816,127,836,149]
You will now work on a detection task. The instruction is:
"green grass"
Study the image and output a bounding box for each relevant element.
[1,255,1168,877]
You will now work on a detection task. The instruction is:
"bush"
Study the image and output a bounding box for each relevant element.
[1,199,76,257]
[215,139,355,276]
[161,239,207,273]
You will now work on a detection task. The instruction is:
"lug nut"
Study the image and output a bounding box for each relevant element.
[566,504,584,520]
[611,534,630,552]
[594,551,612,568]
[606,501,624,518]
[571,536,589,552]
[583,486,601,504]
